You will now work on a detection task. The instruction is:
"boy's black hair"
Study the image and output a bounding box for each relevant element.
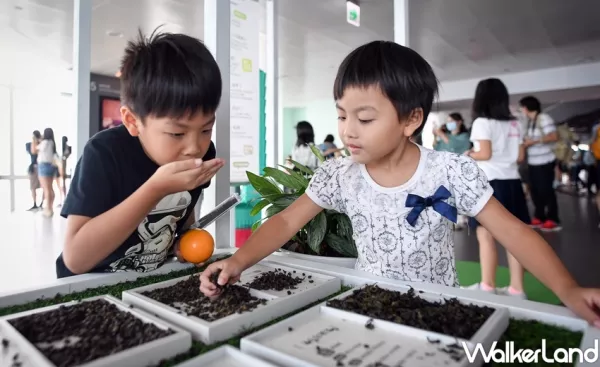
[333,40,439,137]
[33,130,41,139]
[519,95,542,114]
[295,121,315,147]
[324,134,335,143]
[120,28,222,122]
[472,78,514,121]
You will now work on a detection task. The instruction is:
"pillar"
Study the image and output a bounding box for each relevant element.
[203,0,232,248]
[394,0,409,46]
[266,0,280,168]
[73,0,92,159]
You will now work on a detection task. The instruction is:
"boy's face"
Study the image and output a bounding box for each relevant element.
[121,107,215,166]
[335,86,422,164]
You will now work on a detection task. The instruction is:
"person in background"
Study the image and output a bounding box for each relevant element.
[433,113,471,155]
[292,121,320,170]
[464,78,530,299]
[519,96,561,231]
[35,128,58,217]
[26,130,42,211]
[589,121,600,228]
[318,134,343,159]
[57,136,72,205]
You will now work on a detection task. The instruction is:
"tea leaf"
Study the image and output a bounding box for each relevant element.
[325,232,358,258]
[307,211,327,254]
[288,160,314,176]
[247,172,282,202]
[309,144,326,163]
[250,199,270,217]
[263,167,305,191]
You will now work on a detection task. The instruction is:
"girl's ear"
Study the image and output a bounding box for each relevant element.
[403,108,424,137]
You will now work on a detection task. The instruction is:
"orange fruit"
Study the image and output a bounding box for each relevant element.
[179,229,214,264]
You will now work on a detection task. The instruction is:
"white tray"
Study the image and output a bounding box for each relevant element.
[0,295,191,367]
[174,345,277,367]
[241,283,509,367]
[122,262,342,344]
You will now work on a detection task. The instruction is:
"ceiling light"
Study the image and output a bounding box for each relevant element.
[14,6,23,10]
[115,70,122,78]
[106,30,123,38]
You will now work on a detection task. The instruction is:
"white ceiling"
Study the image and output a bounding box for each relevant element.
[1,0,600,108]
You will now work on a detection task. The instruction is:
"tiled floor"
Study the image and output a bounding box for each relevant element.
[0,193,598,295]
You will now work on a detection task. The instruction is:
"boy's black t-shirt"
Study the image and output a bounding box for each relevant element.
[56,125,216,278]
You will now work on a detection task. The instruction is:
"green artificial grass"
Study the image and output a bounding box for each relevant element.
[494,319,583,367]
[0,256,585,366]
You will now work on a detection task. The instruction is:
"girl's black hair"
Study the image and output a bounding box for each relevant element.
[472,78,514,121]
[441,112,469,134]
[333,40,439,137]
[295,121,315,147]
[62,136,69,155]
[43,128,57,154]
[33,130,41,139]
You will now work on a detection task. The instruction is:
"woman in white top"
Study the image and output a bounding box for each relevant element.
[464,78,531,299]
[33,128,58,217]
[291,121,320,171]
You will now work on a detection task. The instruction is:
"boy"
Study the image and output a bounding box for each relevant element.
[201,41,600,327]
[57,29,224,277]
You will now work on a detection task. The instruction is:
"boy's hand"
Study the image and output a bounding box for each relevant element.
[199,258,244,297]
[149,158,225,196]
[559,287,600,327]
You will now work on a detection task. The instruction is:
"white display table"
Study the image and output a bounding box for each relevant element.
[0,248,597,367]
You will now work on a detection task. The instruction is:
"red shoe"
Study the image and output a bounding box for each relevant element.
[541,220,562,232]
[530,218,543,228]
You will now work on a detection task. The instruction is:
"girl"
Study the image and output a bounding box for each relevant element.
[200,41,600,327]
[36,128,57,217]
[463,78,530,299]
[291,121,320,171]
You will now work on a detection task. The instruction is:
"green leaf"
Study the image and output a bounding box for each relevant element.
[278,165,310,186]
[263,167,305,191]
[247,171,282,202]
[325,232,358,258]
[335,214,354,239]
[342,147,351,156]
[274,196,297,207]
[266,204,285,218]
[288,160,314,176]
[307,211,327,254]
[310,144,326,163]
[250,199,270,217]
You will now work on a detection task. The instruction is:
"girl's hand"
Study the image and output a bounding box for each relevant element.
[559,287,600,327]
[199,258,244,297]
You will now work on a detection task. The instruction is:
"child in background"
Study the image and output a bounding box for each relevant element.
[463,78,530,299]
[57,29,224,277]
[200,41,600,327]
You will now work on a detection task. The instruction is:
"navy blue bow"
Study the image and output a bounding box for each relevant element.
[405,185,457,227]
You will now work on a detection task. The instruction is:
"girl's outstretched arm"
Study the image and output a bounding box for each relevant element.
[477,197,600,326]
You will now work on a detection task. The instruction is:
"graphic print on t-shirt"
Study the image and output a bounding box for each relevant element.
[107,191,192,272]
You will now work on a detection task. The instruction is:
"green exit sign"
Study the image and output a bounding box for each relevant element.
[346,1,360,27]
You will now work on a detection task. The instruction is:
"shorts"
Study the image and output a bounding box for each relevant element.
[38,162,57,178]
[28,170,40,190]
[469,179,531,228]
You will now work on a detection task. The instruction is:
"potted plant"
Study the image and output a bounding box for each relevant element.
[246,145,358,268]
